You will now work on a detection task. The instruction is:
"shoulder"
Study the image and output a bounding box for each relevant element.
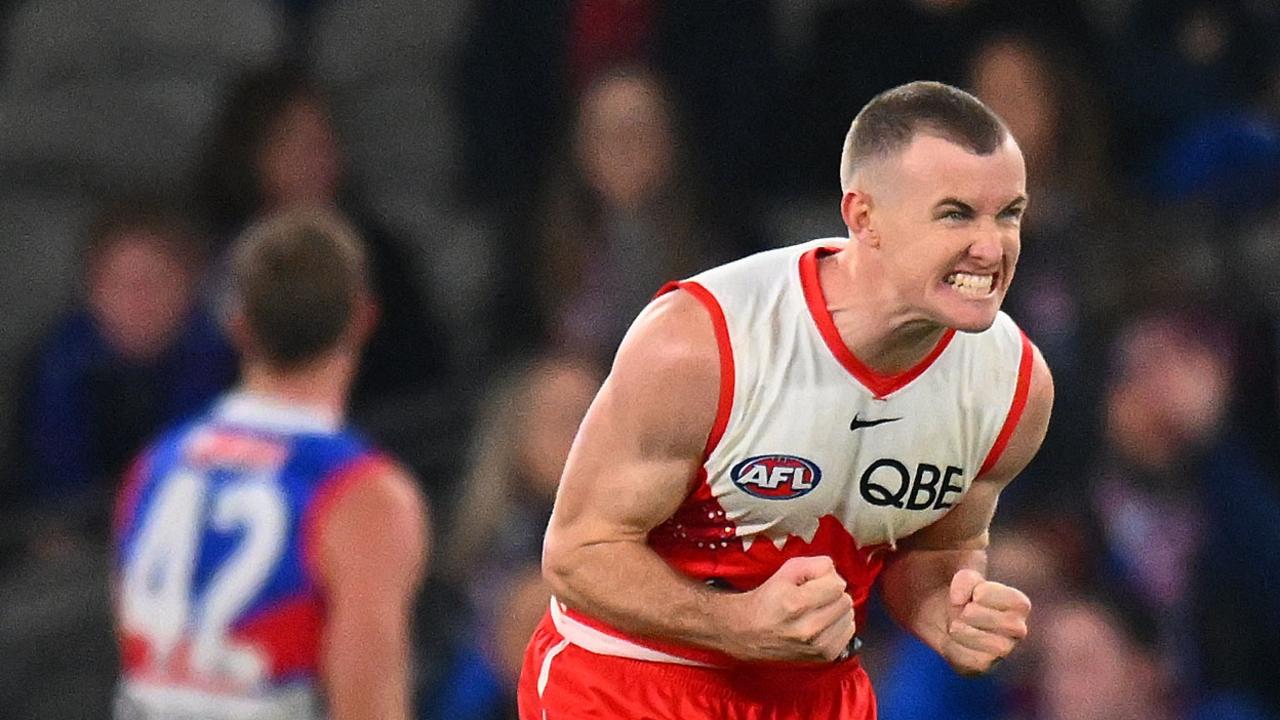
[615,284,722,393]
[314,451,428,534]
[960,310,1026,361]
[312,457,430,593]
[144,418,208,465]
[327,461,428,539]
[616,241,833,377]
[683,239,834,300]
[574,285,728,464]
[113,420,206,531]
[1000,316,1053,444]
[1023,344,1054,444]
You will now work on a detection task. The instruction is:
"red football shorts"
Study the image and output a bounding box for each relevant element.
[518,612,877,719]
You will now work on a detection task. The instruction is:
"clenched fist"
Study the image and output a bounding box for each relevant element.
[726,556,856,664]
[942,568,1031,675]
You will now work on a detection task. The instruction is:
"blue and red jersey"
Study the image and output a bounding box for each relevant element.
[112,392,392,718]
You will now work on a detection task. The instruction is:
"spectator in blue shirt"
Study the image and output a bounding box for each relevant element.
[16,199,236,543]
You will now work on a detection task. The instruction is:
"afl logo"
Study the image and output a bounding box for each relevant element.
[730,455,823,500]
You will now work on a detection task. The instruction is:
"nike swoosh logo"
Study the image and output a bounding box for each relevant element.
[850,414,902,431]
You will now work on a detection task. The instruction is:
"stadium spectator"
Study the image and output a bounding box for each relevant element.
[963,31,1128,517]
[790,0,1097,195]
[1103,0,1280,182]
[193,63,469,506]
[1070,311,1280,716]
[195,63,453,410]
[1034,593,1174,720]
[872,525,1071,720]
[533,67,736,360]
[1031,590,1275,720]
[457,0,783,207]
[426,355,599,718]
[426,563,552,720]
[1191,419,1280,717]
[439,354,601,597]
[1084,313,1231,618]
[15,199,235,543]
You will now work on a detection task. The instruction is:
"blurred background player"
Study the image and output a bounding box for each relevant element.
[110,208,429,720]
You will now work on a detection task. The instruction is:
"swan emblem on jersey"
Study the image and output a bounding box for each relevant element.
[730,454,823,500]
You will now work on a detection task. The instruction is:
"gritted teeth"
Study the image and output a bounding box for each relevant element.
[944,271,995,296]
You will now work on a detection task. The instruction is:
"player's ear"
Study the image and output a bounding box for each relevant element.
[841,190,877,248]
[224,304,255,357]
[349,292,379,347]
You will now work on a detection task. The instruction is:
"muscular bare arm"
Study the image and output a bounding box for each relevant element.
[318,466,429,720]
[879,345,1053,674]
[543,289,854,663]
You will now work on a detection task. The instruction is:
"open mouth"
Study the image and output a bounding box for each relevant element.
[942,271,997,298]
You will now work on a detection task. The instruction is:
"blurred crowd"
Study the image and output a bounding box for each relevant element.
[0,0,1276,718]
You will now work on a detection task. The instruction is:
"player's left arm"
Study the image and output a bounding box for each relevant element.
[317,464,430,720]
[878,345,1052,675]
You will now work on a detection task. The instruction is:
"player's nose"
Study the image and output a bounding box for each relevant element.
[966,230,1003,264]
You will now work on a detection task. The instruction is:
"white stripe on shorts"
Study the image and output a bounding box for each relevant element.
[537,637,571,699]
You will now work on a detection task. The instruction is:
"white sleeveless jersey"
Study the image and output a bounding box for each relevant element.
[555,238,1033,667]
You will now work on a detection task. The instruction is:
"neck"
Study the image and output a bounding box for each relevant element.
[239,352,353,419]
[821,246,949,375]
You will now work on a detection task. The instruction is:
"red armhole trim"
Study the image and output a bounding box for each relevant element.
[301,453,394,589]
[113,452,151,546]
[978,332,1035,477]
[661,281,734,459]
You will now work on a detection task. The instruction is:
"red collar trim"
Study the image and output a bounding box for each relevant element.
[799,246,956,398]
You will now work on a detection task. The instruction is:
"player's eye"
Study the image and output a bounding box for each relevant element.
[999,207,1025,221]
[938,209,970,221]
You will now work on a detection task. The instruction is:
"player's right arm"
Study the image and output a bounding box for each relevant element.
[542,288,854,664]
[316,464,429,720]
